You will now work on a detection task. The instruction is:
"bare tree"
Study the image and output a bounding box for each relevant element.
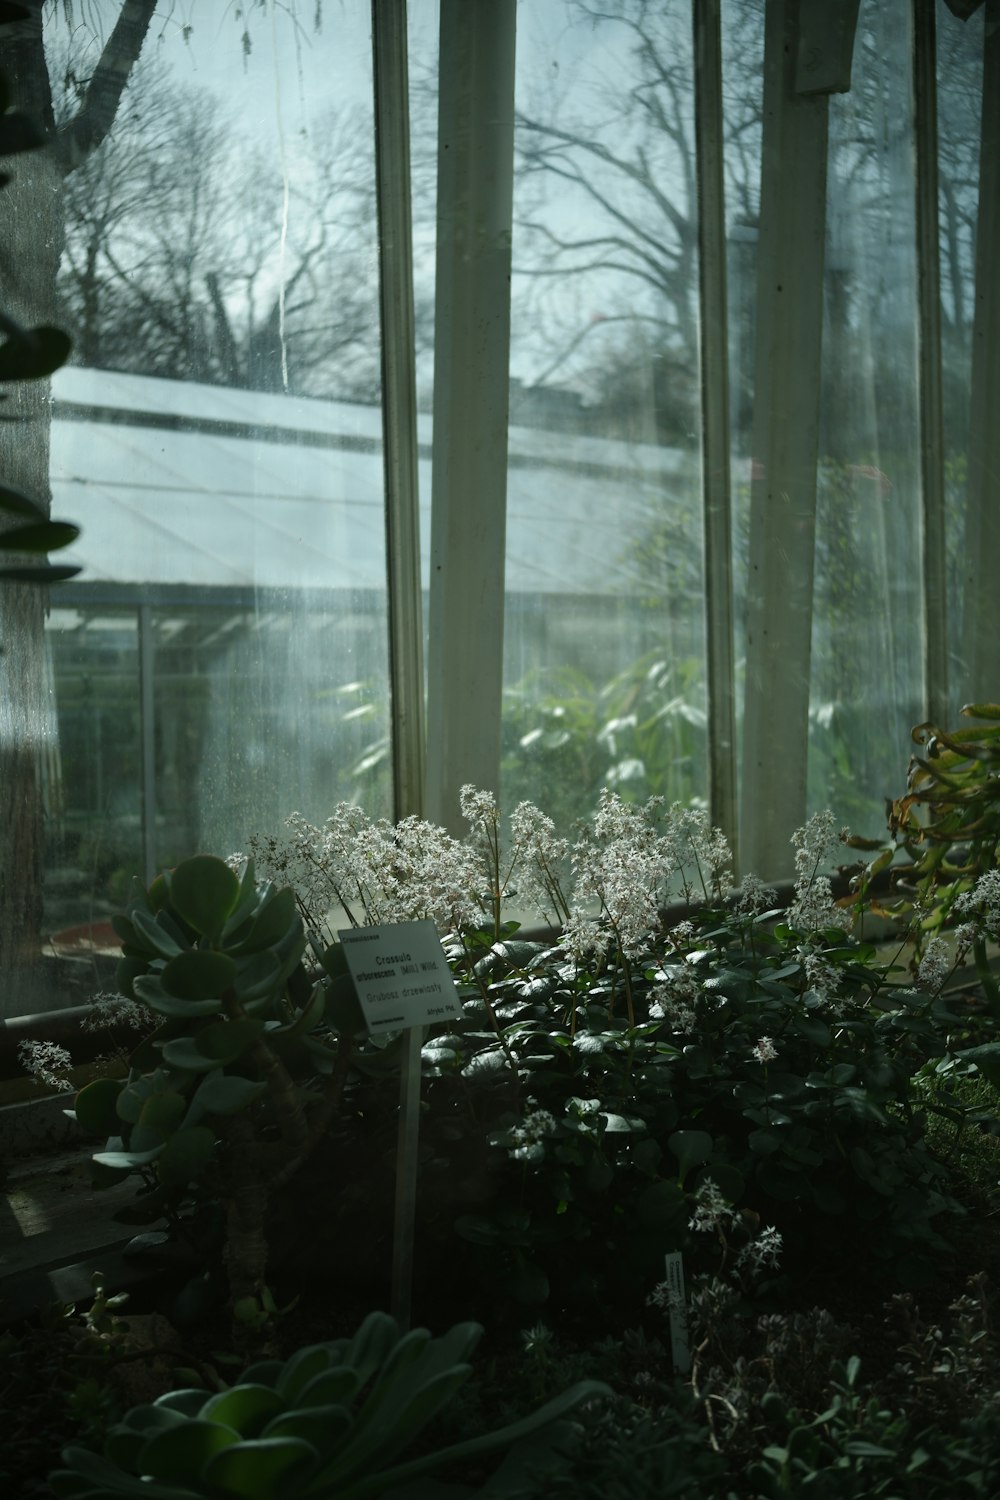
[0,0,159,1007]
[0,0,327,1008]
[57,62,383,399]
[512,0,764,440]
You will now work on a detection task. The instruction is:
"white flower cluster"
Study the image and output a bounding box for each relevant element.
[788,811,846,932]
[648,964,700,1033]
[751,1036,778,1064]
[799,948,847,1013]
[18,1039,74,1091]
[731,872,778,918]
[81,991,149,1034]
[507,1103,558,1161]
[666,803,733,903]
[246,804,490,936]
[647,1279,684,1312]
[953,867,1000,943]
[916,934,952,992]
[735,1223,783,1274]
[688,1177,738,1235]
[566,790,675,961]
[508,800,570,925]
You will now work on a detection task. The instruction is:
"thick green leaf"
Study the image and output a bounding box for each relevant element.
[93,1145,163,1171]
[233,950,282,1003]
[667,1129,714,1181]
[636,1178,687,1227]
[0,561,79,582]
[185,1072,268,1124]
[74,1077,124,1136]
[162,1017,263,1071]
[232,886,298,953]
[136,1089,188,1139]
[294,1368,362,1410]
[161,949,237,1002]
[156,1125,216,1186]
[130,906,183,959]
[0,323,72,380]
[138,1419,240,1481]
[132,977,223,1019]
[203,1436,319,1497]
[277,1345,335,1403]
[0,519,78,552]
[0,110,43,157]
[262,1404,353,1449]
[330,1379,612,1500]
[0,482,43,519]
[201,1384,285,1438]
[166,856,240,938]
[271,981,326,1043]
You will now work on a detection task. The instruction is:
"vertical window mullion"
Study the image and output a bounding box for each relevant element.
[372,0,426,821]
[914,0,949,725]
[138,602,156,886]
[961,0,1000,699]
[693,0,739,866]
[424,0,517,833]
[740,0,834,878]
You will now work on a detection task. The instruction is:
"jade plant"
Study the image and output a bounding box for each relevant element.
[49,1310,610,1500]
[73,855,353,1323]
[847,703,1000,1006]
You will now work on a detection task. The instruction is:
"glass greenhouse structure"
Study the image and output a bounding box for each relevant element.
[0,0,995,1016]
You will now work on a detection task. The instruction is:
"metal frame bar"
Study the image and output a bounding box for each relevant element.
[913,0,949,726]
[424,0,517,833]
[740,0,832,879]
[961,0,1000,699]
[137,602,156,885]
[372,0,426,823]
[693,0,739,864]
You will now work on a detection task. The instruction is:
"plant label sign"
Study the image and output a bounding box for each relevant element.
[338,919,462,1036]
[664,1251,691,1373]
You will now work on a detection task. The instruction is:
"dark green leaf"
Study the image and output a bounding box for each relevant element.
[0,323,71,380]
[0,519,78,552]
[166,856,240,938]
[161,949,237,1002]
[74,1077,124,1136]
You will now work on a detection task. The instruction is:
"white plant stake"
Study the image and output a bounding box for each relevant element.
[339,920,463,1328]
[664,1250,691,1373]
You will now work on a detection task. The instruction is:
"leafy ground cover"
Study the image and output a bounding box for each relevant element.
[8,784,1000,1495]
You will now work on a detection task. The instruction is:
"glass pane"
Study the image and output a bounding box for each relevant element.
[722,0,765,817]
[1,1,388,1015]
[809,0,923,830]
[44,606,141,964]
[937,0,983,712]
[504,0,706,831]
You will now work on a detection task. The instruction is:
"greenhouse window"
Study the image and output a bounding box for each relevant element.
[0,0,993,1022]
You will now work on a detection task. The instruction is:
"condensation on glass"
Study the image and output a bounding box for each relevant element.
[0,0,992,1019]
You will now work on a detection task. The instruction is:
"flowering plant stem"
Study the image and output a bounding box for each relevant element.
[459,930,521,1105]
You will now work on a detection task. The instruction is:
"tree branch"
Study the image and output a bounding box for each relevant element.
[55,0,160,175]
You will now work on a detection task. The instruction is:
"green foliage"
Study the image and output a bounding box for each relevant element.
[420,909,970,1309]
[0,59,79,582]
[501,653,706,824]
[750,1355,1000,1499]
[506,1391,728,1500]
[49,1311,610,1500]
[878,705,1000,940]
[73,855,352,1319]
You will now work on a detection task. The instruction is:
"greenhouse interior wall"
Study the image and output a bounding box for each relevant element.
[0,0,995,1018]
